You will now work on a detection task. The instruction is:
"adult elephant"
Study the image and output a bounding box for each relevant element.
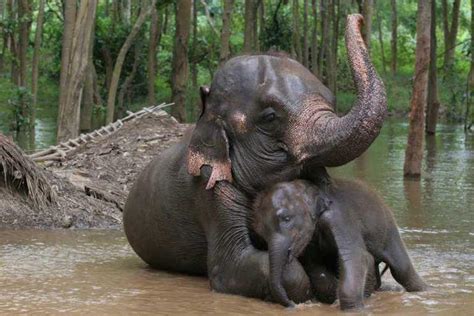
[124,14,386,303]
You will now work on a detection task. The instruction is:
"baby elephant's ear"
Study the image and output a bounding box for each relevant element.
[312,196,331,220]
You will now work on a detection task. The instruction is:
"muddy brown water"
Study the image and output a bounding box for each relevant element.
[1,120,473,314]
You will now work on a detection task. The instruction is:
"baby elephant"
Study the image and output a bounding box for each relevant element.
[252,179,427,310]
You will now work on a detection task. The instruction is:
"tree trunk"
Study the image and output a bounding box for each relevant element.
[303,0,309,67]
[254,1,260,51]
[58,0,77,119]
[147,4,163,106]
[170,0,192,122]
[258,0,264,51]
[57,0,97,142]
[118,44,140,118]
[7,0,18,85]
[219,0,234,64]
[30,0,45,141]
[311,0,318,75]
[122,0,131,26]
[425,0,439,135]
[17,0,30,87]
[376,3,386,73]
[163,4,169,34]
[361,0,372,50]
[390,0,397,74]
[106,0,156,123]
[17,0,31,138]
[292,0,302,62]
[243,0,257,53]
[326,0,336,95]
[31,0,45,108]
[101,47,113,91]
[465,0,474,131]
[441,0,461,71]
[319,0,329,79]
[404,0,431,178]
[80,14,96,132]
[0,0,5,73]
[191,0,198,88]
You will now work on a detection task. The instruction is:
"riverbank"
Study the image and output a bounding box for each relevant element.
[0,110,189,229]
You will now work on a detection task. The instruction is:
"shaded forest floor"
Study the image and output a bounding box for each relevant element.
[0,111,190,229]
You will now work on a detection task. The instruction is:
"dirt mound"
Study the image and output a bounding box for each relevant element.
[0,112,190,229]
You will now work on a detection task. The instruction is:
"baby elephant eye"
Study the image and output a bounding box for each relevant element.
[279,215,291,223]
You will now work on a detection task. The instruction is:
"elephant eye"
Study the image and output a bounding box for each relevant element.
[260,108,277,123]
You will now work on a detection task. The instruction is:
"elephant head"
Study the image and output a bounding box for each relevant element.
[187,14,386,192]
[252,180,325,307]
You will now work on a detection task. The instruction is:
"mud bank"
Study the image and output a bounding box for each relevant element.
[0,111,189,229]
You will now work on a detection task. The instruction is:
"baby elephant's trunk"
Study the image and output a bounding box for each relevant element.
[269,235,295,307]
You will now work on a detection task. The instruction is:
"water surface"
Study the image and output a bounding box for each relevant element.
[1,120,473,314]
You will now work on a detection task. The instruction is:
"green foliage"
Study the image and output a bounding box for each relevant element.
[8,87,32,131]
[261,2,293,52]
[1,0,473,148]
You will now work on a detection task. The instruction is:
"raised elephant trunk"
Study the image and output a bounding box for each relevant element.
[289,14,387,166]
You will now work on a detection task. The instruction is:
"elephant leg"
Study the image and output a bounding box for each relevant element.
[320,210,369,310]
[363,255,378,297]
[373,261,382,291]
[382,230,428,292]
[336,248,372,310]
[207,183,312,303]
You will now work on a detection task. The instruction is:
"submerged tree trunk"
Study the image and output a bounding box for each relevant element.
[441,0,461,71]
[170,0,192,122]
[219,0,234,64]
[106,0,156,123]
[390,0,397,74]
[404,0,431,178]
[425,0,439,135]
[57,0,97,142]
[465,0,474,131]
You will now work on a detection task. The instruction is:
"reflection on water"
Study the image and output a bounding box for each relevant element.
[1,120,473,314]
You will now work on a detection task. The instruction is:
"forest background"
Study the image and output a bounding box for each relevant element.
[0,0,472,154]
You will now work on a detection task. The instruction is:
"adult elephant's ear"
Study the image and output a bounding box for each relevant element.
[187,87,232,190]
